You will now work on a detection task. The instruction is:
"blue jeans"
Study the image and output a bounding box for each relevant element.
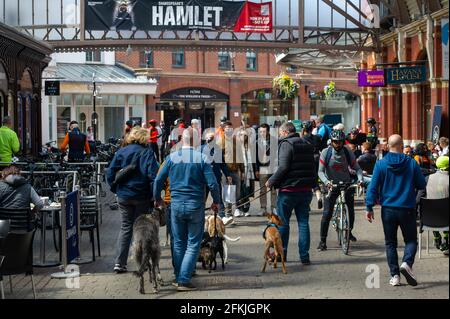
[165,203,175,270]
[171,200,205,284]
[381,206,417,276]
[115,198,151,266]
[276,191,313,262]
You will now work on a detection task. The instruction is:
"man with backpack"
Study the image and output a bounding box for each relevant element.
[315,115,332,151]
[317,130,363,251]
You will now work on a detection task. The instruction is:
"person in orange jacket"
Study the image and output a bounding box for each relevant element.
[60,121,90,162]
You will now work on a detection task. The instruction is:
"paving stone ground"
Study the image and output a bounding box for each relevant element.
[4,183,449,299]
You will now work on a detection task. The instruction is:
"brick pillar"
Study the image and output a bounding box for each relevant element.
[360,93,368,132]
[146,94,159,122]
[229,77,242,128]
[410,85,422,142]
[366,91,377,130]
[299,85,310,119]
[442,81,449,137]
[386,88,396,137]
[401,85,412,141]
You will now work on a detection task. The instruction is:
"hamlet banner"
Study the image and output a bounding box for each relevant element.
[84,0,272,32]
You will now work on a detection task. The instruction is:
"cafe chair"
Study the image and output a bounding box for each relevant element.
[418,197,449,259]
[0,220,10,238]
[0,208,35,232]
[80,195,101,262]
[0,230,37,299]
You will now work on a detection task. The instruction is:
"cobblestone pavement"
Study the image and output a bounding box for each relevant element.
[4,185,449,299]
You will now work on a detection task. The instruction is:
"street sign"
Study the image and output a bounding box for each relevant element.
[45,80,60,96]
[385,65,426,85]
[358,70,385,87]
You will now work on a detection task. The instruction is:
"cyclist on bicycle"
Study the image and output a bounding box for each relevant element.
[317,129,363,251]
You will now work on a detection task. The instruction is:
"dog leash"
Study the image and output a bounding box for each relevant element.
[205,188,271,213]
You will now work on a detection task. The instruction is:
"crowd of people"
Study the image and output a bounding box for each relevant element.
[101,114,448,291]
[0,112,448,292]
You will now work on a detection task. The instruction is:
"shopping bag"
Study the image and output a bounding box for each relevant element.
[223,184,236,204]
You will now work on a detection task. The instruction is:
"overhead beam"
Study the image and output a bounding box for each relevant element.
[48,39,377,52]
[321,0,369,30]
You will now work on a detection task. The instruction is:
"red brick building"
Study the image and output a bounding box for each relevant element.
[116,50,360,131]
[360,6,449,145]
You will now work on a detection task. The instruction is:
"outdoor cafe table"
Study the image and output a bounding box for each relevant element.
[33,205,62,267]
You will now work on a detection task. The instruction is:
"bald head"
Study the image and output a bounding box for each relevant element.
[182,127,200,147]
[388,134,403,153]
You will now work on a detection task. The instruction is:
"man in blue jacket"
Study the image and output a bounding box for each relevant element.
[365,134,426,287]
[154,128,220,292]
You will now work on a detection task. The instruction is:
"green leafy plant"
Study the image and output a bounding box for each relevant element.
[272,73,300,100]
[324,81,336,100]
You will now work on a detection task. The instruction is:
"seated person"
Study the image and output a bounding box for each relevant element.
[357,142,377,187]
[347,143,362,159]
[0,165,44,229]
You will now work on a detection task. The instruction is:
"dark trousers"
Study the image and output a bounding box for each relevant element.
[150,143,159,161]
[115,198,151,266]
[381,206,417,276]
[320,188,355,242]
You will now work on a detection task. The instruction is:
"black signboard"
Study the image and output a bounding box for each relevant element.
[431,105,442,145]
[85,0,245,31]
[161,88,229,101]
[45,80,60,96]
[385,65,427,85]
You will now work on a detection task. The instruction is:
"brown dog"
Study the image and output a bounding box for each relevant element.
[204,214,240,264]
[261,213,287,274]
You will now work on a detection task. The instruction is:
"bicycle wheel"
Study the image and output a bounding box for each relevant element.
[340,204,351,255]
[332,205,341,244]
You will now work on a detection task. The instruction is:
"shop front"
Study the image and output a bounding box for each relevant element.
[241,89,295,127]
[42,63,156,145]
[310,90,360,129]
[0,22,52,156]
[159,88,228,131]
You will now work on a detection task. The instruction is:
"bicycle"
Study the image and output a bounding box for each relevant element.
[328,181,358,255]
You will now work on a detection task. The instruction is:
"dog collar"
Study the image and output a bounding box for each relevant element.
[262,223,279,240]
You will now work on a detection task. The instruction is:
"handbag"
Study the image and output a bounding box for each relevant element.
[223,184,236,204]
[113,148,147,186]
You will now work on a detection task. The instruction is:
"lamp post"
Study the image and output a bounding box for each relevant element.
[91,72,98,142]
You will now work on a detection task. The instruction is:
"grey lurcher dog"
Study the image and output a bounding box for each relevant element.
[131,207,166,294]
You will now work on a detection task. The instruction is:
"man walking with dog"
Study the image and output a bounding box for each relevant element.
[266,122,317,264]
[154,127,221,291]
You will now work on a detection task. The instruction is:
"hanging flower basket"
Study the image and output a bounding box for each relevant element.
[324,81,336,100]
[272,73,300,100]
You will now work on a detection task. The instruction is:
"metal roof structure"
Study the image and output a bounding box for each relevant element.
[55,62,156,84]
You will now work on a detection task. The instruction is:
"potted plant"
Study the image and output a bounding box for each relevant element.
[324,81,336,100]
[272,73,300,100]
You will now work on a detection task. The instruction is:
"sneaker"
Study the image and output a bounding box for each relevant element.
[257,208,266,217]
[222,216,234,226]
[400,262,418,286]
[113,264,127,273]
[177,282,198,292]
[317,241,327,251]
[317,198,323,210]
[171,280,178,287]
[440,242,449,252]
[434,238,442,250]
[389,275,401,286]
[244,212,251,217]
[234,209,243,217]
[349,233,357,242]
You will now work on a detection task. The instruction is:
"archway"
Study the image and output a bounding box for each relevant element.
[0,62,7,123]
[18,69,34,154]
[310,90,361,130]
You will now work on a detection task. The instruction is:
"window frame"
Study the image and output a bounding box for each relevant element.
[139,50,154,68]
[246,52,257,71]
[172,49,185,68]
[86,51,102,63]
[218,51,231,70]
